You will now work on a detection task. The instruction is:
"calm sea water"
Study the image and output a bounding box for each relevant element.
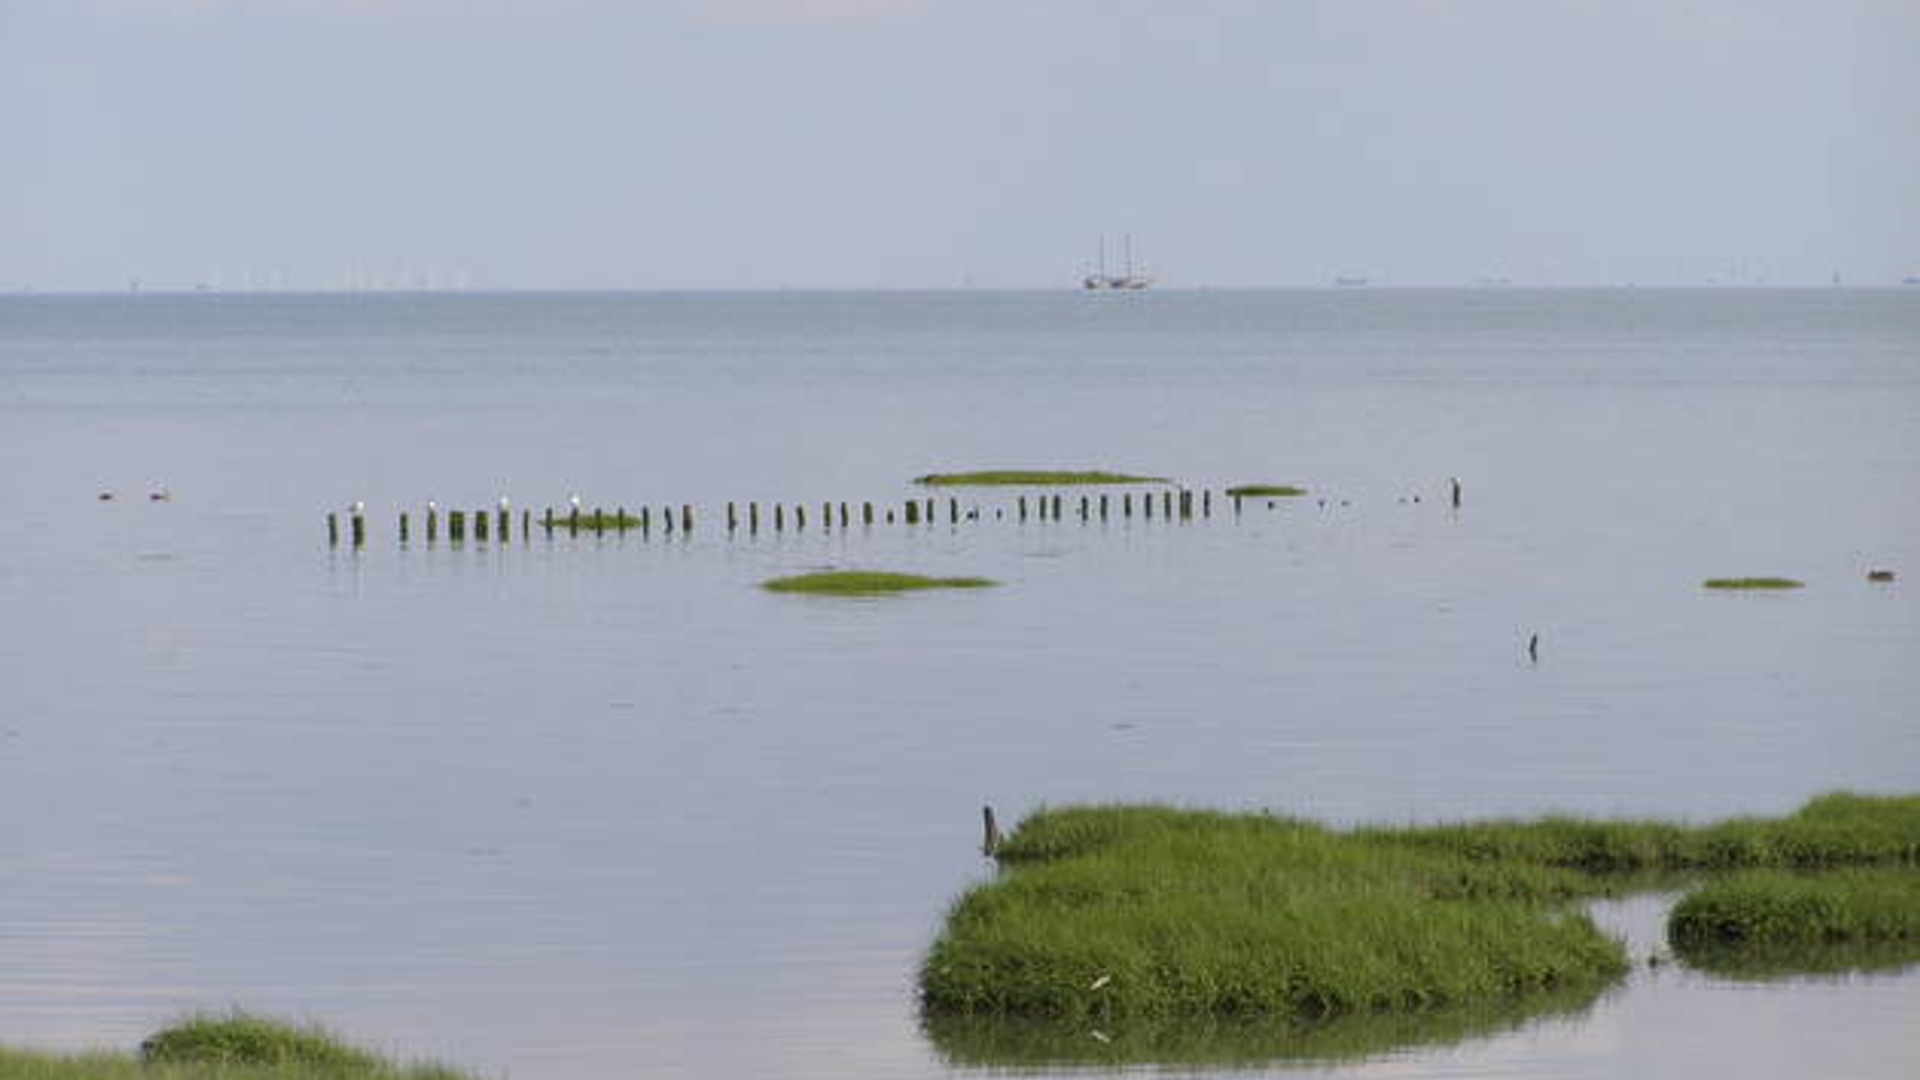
[2,289,1917,1078]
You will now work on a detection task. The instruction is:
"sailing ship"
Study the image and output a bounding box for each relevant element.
[1083,235,1152,291]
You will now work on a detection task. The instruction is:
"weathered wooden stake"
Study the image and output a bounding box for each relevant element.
[399,512,409,543]
[1203,490,1212,517]
[641,507,651,534]
[568,506,580,534]
[475,509,489,542]
[862,501,874,526]
[662,505,673,535]
[682,505,693,533]
[1079,496,1089,520]
[1144,493,1153,519]
[351,513,365,547]
[1528,633,1539,663]
[1451,477,1462,509]
[822,502,832,531]
[1162,491,1173,518]
[750,503,760,534]
[429,508,441,542]
[1123,493,1133,517]
[1100,494,1109,520]
[728,502,738,532]
[452,510,467,541]
[541,508,552,534]
[328,513,339,547]
[498,509,511,542]
[839,503,849,528]
[775,504,785,531]
[795,504,806,531]
[949,497,959,525]
[522,509,530,540]
[982,805,1001,856]
[1052,494,1062,519]
[905,500,920,525]
[1018,496,1028,521]
[1179,490,1193,519]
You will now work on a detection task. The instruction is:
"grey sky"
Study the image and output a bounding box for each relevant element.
[5,0,1918,290]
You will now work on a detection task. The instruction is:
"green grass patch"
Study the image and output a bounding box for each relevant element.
[1669,869,1920,950]
[925,794,1920,1033]
[1224,484,1309,498]
[0,1013,479,1080]
[762,570,996,596]
[913,470,1166,487]
[1702,577,1804,590]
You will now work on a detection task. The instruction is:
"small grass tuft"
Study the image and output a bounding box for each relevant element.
[762,570,996,596]
[140,1013,380,1070]
[1702,577,1804,590]
[559,511,642,532]
[913,470,1166,487]
[1224,484,1309,498]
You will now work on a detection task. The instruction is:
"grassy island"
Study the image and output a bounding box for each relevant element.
[762,570,996,596]
[554,510,642,532]
[914,471,1166,487]
[1225,484,1309,498]
[0,1013,477,1080]
[1702,577,1804,590]
[922,794,1920,1032]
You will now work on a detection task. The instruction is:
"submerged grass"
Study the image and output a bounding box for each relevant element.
[913,470,1166,487]
[0,1013,479,1080]
[762,570,996,596]
[924,794,1920,1030]
[1224,484,1309,498]
[1702,577,1804,590]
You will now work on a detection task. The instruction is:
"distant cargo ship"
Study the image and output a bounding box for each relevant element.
[1083,235,1152,291]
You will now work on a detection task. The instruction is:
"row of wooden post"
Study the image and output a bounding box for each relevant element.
[330,488,1249,547]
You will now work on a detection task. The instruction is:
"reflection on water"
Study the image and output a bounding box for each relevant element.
[925,983,1609,1072]
[1673,940,1920,982]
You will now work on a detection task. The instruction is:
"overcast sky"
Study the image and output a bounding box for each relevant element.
[4,0,1918,290]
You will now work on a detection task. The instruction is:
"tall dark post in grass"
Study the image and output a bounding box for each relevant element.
[906,500,920,526]
[541,508,552,536]
[982,805,1001,856]
[1124,493,1133,517]
[663,506,674,535]
[775,504,785,531]
[521,509,531,540]
[1100,494,1110,520]
[1451,477,1462,509]
[1233,494,1243,515]
[839,502,850,528]
[568,505,580,534]
[862,501,874,526]
[474,509,488,542]
[1528,633,1539,664]
[728,502,738,532]
[1144,493,1153,520]
[749,503,760,535]
[1163,491,1173,518]
[1018,496,1028,522]
[795,505,806,531]
[498,507,511,542]
[327,513,339,547]
[399,512,409,543]
[451,510,467,542]
[950,498,959,525]
[1179,490,1193,519]
[641,507,652,534]
[682,505,694,533]
[1079,496,1089,520]
[1203,490,1212,517]
[823,502,832,531]
[430,507,441,542]
[925,498,935,522]
[350,511,366,547]
[1052,494,1063,520]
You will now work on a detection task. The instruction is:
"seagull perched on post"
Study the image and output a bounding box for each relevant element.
[498,496,511,511]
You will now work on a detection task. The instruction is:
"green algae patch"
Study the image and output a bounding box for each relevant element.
[1225,484,1309,498]
[914,471,1166,487]
[0,1012,482,1080]
[557,510,642,532]
[762,570,996,596]
[1702,577,1803,590]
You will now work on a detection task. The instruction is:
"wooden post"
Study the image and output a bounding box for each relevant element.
[1079,496,1089,520]
[617,507,628,535]
[350,513,365,547]
[1528,633,1539,663]
[475,509,489,542]
[775,504,785,531]
[728,502,738,532]
[498,508,511,542]
[1451,477,1462,509]
[1144,492,1153,519]
[795,504,806,531]
[1203,490,1212,517]
[1052,494,1063,519]
[662,505,673,535]
[1163,491,1173,518]
[567,506,579,535]
[522,509,531,540]
[750,502,760,534]
[1018,496,1028,522]
[1100,494,1109,520]
[328,513,339,547]
[1123,493,1133,517]
[862,501,874,526]
[905,500,919,525]
[429,508,441,542]
[949,497,958,525]
[1234,494,1243,515]
[541,508,552,535]
[982,805,1001,856]
[1179,490,1192,519]
[451,510,466,542]
[594,508,605,536]
[641,506,651,534]
[682,505,693,533]
[399,512,409,543]
[839,502,849,528]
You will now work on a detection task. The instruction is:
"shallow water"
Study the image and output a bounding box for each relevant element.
[2,289,1917,1078]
